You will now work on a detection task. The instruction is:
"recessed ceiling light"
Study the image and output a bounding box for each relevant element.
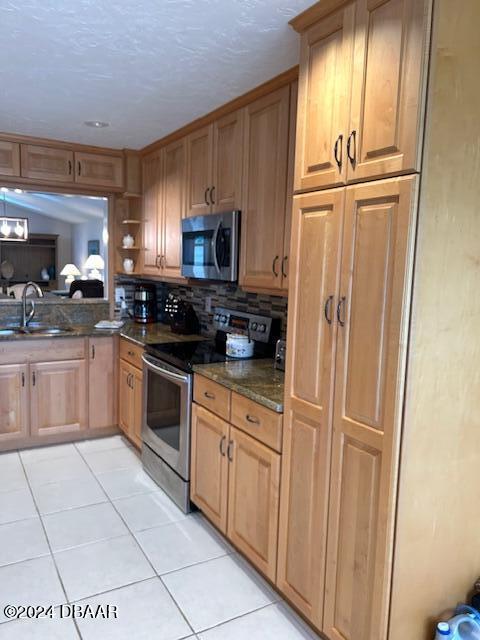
[84,121,109,128]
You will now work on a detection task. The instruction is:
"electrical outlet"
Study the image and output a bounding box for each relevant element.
[205,296,212,313]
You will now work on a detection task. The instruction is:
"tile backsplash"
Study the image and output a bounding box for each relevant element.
[115,276,288,339]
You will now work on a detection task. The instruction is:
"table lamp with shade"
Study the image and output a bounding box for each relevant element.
[60,263,81,285]
[84,254,105,280]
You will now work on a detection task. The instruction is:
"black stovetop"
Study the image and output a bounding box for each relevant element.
[145,335,272,373]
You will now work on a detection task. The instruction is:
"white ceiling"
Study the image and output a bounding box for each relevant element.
[0,0,310,150]
[1,191,106,224]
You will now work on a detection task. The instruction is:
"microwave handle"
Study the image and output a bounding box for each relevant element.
[212,220,222,274]
[142,355,190,383]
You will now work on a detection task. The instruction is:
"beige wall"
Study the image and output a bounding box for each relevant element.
[389,1,480,638]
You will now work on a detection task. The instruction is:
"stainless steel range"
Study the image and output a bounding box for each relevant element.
[141,307,280,512]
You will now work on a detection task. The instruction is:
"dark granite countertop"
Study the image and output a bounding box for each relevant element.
[193,359,285,413]
[0,320,203,345]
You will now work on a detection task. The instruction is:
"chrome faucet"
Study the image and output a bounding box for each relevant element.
[21,282,44,328]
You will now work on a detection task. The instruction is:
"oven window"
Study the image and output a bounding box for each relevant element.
[145,368,181,451]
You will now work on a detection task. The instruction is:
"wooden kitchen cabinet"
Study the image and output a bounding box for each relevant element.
[74,151,124,188]
[142,150,163,275]
[294,3,354,191]
[191,402,230,533]
[211,110,244,213]
[323,176,417,640]
[0,140,20,177]
[227,426,281,581]
[293,0,429,191]
[21,144,74,182]
[277,187,345,627]
[160,137,187,278]
[118,354,143,448]
[240,86,290,292]
[88,337,117,430]
[186,125,213,217]
[30,359,87,437]
[0,364,28,443]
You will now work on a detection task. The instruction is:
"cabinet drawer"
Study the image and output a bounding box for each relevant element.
[0,338,86,365]
[194,375,231,421]
[231,392,283,453]
[119,338,144,370]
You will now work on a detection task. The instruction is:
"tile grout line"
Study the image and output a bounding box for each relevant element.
[17,450,84,640]
[76,441,197,637]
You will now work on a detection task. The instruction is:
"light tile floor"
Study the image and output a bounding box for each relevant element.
[0,436,320,639]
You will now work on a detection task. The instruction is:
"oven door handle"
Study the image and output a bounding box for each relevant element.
[142,355,190,383]
[212,220,222,274]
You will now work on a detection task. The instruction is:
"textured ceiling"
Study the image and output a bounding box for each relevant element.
[0,0,309,149]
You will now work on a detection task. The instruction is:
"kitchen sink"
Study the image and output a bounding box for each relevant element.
[0,327,23,336]
[22,326,74,335]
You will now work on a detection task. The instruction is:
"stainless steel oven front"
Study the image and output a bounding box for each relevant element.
[141,353,192,511]
[181,210,240,281]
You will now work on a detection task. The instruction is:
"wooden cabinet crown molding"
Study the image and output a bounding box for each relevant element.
[289,0,353,33]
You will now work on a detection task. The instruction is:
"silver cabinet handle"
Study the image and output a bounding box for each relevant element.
[337,296,346,327]
[219,435,226,457]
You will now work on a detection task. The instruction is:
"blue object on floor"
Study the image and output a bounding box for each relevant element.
[435,605,480,639]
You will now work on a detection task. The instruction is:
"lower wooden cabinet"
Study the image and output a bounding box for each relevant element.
[0,364,28,443]
[30,360,87,437]
[118,357,143,448]
[191,403,230,533]
[191,401,281,581]
[227,426,281,581]
[88,337,117,430]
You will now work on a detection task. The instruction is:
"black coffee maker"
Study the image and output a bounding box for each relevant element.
[133,284,157,324]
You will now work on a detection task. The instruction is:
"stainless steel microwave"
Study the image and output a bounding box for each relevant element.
[181,210,240,282]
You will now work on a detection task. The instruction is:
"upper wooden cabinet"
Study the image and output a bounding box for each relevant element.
[295,3,355,191]
[186,125,214,217]
[142,150,163,275]
[20,143,124,188]
[186,112,244,217]
[0,140,20,177]
[75,151,124,188]
[240,86,291,292]
[294,0,429,191]
[161,138,187,278]
[21,144,74,182]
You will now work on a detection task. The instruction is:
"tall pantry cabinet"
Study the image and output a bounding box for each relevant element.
[278,0,431,638]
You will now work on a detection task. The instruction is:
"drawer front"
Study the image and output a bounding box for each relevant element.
[0,338,86,364]
[231,392,283,453]
[119,338,144,369]
[194,375,231,422]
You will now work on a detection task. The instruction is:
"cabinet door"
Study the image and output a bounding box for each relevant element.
[131,366,143,448]
[75,152,124,188]
[0,141,20,177]
[347,0,429,182]
[280,81,298,291]
[190,403,229,534]
[227,427,281,582]
[142,151,163,275]
[88,337,117,430]
[21,144,74,182]
[30,360,87,437]
[294,4,355,192]
[277,188,344,628]
[186,125,213,217]
[240,86,290,291]
[161,138,186,279]
[324,176,417,640]
[0,364,28,444]
[118,359,134,436]
[212,110,244,213]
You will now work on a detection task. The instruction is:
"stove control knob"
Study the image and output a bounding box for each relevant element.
[214,314,220,321]
[251,322,258,330]
[221,315,228,323]
[258,324,266,333]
